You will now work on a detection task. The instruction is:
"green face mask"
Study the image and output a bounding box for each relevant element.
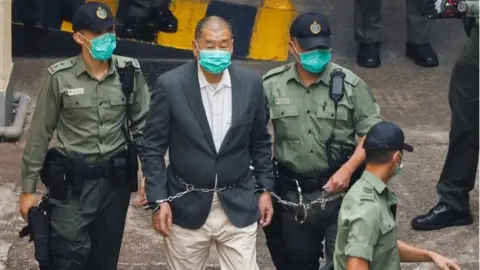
[198,49,232,74]
[298,49,331,74]
[88,33,117,61]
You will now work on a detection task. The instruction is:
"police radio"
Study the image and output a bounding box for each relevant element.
[325,68,346,169]
[329,68,345,105]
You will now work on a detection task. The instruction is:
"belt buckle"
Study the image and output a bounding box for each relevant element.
[89,165,103,179]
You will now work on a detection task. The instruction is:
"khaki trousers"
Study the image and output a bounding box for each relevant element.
[164,193,260,270]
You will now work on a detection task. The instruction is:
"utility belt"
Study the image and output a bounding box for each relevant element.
[275,163,333,194]
[40,147,136,201]
[275,161,365,194]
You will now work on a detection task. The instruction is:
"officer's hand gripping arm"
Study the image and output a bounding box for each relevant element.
[21,71,60,193]
[140,78,170,203]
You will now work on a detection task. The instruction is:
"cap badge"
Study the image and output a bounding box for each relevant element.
[96,7,107,19]
[310,21,321,34]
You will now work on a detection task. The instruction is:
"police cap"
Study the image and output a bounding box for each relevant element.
[72,2,118,33]
[290,12,332,50]
[364,121,414,152]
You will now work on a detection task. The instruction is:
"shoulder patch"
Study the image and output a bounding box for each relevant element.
[262,64,290,81]
[47,58,75,75]
[363,187,373,194]
[115,55,140,69]
[360,188,375,202]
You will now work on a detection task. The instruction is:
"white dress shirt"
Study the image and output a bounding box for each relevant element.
[197,65,232,152]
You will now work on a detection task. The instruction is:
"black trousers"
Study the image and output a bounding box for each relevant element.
[49,177,131,270]
[264,183,342,270]
[436,25,479,213]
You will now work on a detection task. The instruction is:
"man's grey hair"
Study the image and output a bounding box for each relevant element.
[194,16,234,40]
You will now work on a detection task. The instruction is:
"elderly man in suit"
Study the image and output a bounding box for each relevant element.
[140,15,275,270]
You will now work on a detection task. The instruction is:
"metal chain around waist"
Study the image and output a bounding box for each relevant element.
[149,176,237,209]
[146,176,344,223]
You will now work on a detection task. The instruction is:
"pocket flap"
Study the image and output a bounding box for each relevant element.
[63,95,92,108]
[270,105,298,119]
[316,107,348,121]
[380,214,396,235]
[110,93,127,106]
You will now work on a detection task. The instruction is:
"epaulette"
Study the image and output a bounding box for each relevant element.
[329,63,360,87]
[47,57,76,75]
[114,55,140,69]
[343,69,360,87]
[359,187,375,202]
[262,64,291,81]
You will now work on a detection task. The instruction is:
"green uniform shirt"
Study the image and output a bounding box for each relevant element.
[21,55,150,193]
[263,62,382,174]
[333,171,400,270]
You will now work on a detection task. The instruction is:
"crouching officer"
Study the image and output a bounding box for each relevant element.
[18,2,150,269]
[334,121,460,270]
[262,12,382,270]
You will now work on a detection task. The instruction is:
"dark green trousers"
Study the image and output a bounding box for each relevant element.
[437,25,479,213]
[354,0,431,44]
[49,177,131,270]
[126,0,165,18]
[264,188,341,270]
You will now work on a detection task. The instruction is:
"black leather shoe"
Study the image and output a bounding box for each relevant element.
[411,203,473,231]
[119,17,157,42]
[150,5,178,33]
[356,42,381,68]
[406,42,439,67]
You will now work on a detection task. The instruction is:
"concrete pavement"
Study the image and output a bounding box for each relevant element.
[2,0,479,269]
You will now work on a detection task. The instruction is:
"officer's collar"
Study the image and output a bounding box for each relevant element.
[287,62,334,86]
[361,170,387,194]
[74,55,116,78]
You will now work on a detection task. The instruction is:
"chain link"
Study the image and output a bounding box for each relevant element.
[256,181,345,224]
[146,175,344,223]
[146,176,238,212]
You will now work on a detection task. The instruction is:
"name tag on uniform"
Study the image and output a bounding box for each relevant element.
[67,88,84,96]
[275,98,290,105]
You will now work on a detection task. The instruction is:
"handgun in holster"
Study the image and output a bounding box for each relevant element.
[116,61,139,192]
[19,199,52,269]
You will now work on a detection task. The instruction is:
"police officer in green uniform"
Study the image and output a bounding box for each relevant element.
[334,121,460,270]
[411,0,479,231]
[262,12,382,270]
[355,0,439,68]
[18,2,150,269]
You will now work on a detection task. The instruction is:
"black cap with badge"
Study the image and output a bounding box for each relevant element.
[363,121,414,152]
[72,2,120,33]
[290,12,332,50]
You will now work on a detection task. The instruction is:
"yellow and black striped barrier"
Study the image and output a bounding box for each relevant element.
[12,0,297,61]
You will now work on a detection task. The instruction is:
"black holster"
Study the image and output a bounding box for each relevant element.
[40,148,72,201]
[19,200,51,269]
